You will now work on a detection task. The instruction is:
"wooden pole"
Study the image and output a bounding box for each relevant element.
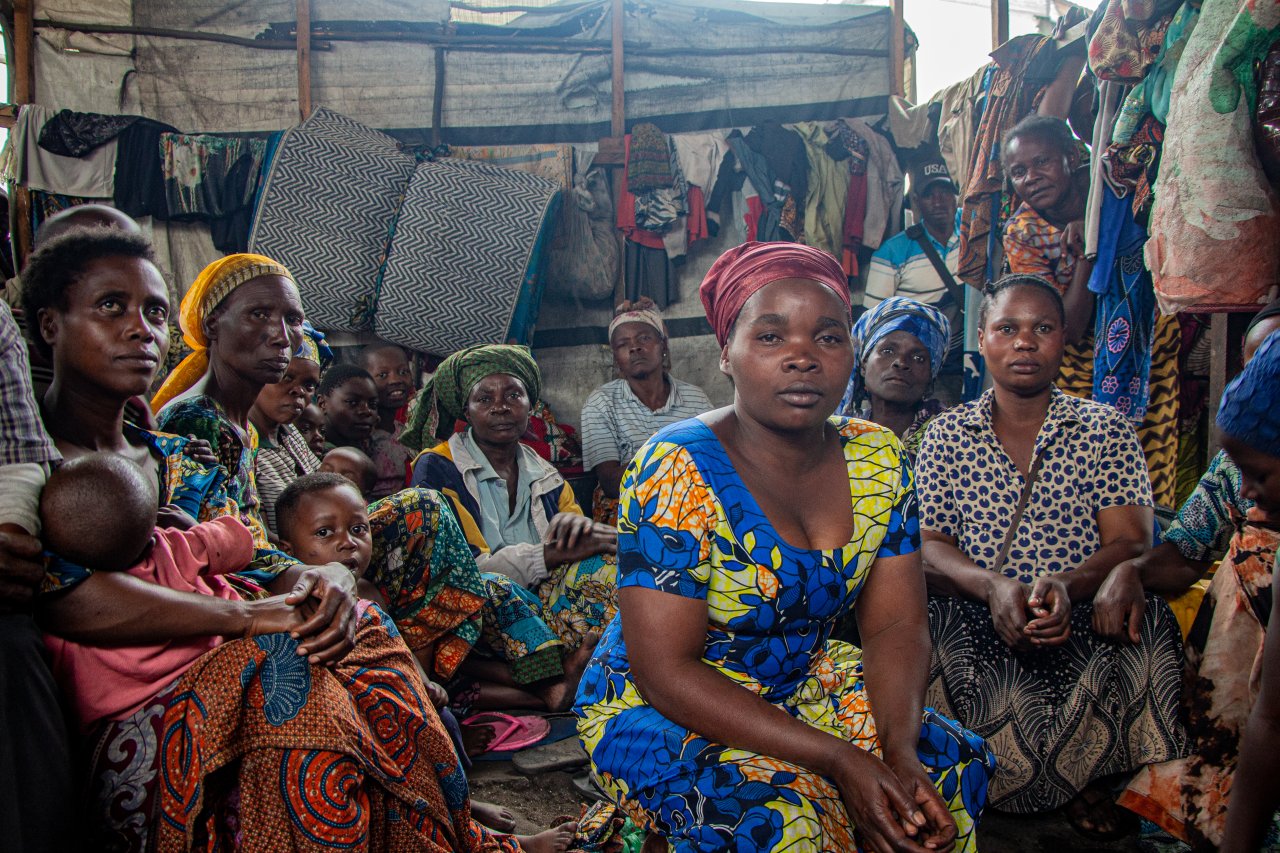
[991,0,1009,49]
[296,0,312,122]
[610,0,626,304]
[890,0,904,98]
[432,47,446,147]
[12,0,34,268]
[610,0,624,136]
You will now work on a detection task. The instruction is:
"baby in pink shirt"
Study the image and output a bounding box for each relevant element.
[39,452,254,730]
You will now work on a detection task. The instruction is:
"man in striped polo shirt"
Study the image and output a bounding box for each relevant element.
[581,298,712,523]
[862,156,963,400]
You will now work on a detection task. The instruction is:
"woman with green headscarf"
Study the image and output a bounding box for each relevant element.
[407,345,619,661]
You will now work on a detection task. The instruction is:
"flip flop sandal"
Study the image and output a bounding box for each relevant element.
[460,712,551,753]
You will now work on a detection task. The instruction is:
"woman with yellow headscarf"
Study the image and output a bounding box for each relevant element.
[155,254,493,679]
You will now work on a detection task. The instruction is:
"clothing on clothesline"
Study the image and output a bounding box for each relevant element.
[7,105,115,198]
[38,110,141,158]
[113,118,180,219]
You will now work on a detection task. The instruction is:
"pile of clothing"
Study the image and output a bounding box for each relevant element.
[615,119,904,307]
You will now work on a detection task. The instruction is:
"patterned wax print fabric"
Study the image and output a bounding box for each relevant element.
[90,603,519,853]
[157,394,293,587]
[368,427,415,501]
[576,418,995,852]
[916,389,1187,811]
[1120,451,1280,849]
[1003,203,1181,507]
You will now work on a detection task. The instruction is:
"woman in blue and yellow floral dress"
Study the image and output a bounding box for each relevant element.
[575,242,994,852]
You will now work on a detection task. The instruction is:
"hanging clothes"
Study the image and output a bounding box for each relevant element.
[5,105,115,198]
[838,118,903,251]
[744,121,808,240]
[670,131,729,197]
[1145,0,1280,312]
[1089,186,1158,423]
[38,110,141,158]
[724,130,784,242]
[792,122,848,258]
[161,133,267,253]
[932,65,994,193]
[957,35,1060,288]
[626,123,674,193]
[113,118,181,219]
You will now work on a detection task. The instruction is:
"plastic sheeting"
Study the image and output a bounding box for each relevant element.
[32,0,892,141]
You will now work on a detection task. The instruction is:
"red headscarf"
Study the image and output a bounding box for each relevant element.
[699,242,850,346]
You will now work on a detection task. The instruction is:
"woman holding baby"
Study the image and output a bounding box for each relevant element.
[25,230,551,852]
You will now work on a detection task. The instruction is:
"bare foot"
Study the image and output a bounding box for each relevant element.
[537,630,602,712]
[516,821,577,853]
[461,722,495,757]
[471,799,517,833]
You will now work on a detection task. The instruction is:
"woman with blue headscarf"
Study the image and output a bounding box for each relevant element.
[840,296,952,460]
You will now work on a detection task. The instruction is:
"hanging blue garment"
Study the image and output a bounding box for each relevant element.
[1089,186,1155,424]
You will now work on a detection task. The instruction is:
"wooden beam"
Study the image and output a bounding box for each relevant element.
[432,47,445,147]
[890,0,905,98]
[13,0,34,104]
[296,0,312,122]
[992,0,1010,49]
[610,0,624,136]
[1207,313,1230,459]
[610,0,626,305]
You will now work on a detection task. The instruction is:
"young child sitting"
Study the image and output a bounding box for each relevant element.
[274,473,572,842]
[275,471,384,609]
[320,445,377,499]
[39,452,253,730]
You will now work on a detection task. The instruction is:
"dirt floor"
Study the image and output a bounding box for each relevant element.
[469,751,1147,852]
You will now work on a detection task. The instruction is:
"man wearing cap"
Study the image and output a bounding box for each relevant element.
[862,157,964,397]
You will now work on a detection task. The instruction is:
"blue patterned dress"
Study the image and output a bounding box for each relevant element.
[575,417,994,852]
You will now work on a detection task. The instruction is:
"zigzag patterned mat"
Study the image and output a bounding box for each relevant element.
[250,108,560,351]
[376,158,560,353]
[249,108,415,333]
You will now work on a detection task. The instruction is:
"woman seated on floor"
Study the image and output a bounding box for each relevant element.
[575,241,995,852]
[839,295,952,461]
[580,297,712,524]
[405,345,617,707]
[24,230,545,852]
[1212,333,1280,853]
[1101,300,1280,850]
[248,323,326,538]
[151,254,488,680]
[1001,113,1179,508]
[915,273,1186,839]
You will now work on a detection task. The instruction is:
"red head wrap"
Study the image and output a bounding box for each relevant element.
[699,242,850,347]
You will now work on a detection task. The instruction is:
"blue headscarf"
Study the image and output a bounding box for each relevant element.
[840,296,951,414]
[295,321,333,369]
[1218,330,1280,458]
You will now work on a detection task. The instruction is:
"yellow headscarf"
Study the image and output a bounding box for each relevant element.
[151,253,296,411]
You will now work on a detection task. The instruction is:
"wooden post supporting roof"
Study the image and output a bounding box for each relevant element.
[890,0,905,97]
[11,0,34,267]
[296,0,312,122]
[992,0,1010,49]
[610,0,624,136]
[610,0,626,302]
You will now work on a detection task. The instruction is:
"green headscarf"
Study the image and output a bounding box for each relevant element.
[400,344,542,453]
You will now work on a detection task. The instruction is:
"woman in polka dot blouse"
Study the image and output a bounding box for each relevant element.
[913,275,1186,838]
